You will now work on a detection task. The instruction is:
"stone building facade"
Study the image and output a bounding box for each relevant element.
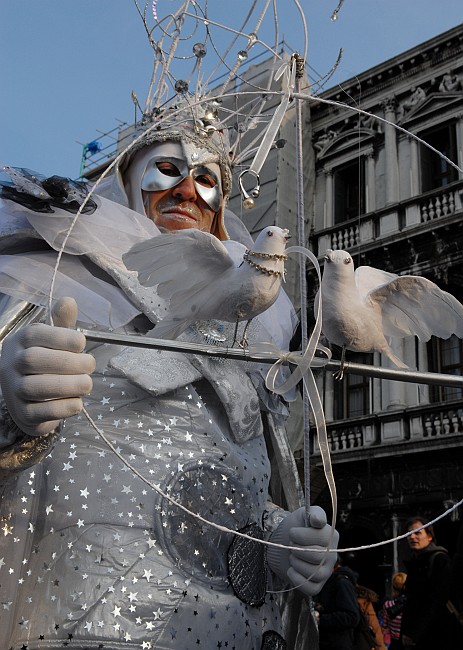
[308,23,463,594]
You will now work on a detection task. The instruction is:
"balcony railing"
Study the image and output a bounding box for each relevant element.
[313,180,463,256]
[420,188,458,222]
[312,399,463,456]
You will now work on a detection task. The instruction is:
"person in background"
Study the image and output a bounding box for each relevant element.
[315,556,361,650]
[400,516,459,648]
[357,584,387,650]
[381,572,407,649]
[449,519,463,642]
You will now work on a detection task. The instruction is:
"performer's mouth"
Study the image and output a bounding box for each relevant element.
[162,207,198,222]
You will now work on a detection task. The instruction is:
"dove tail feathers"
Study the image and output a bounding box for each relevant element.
[384,347,409,369]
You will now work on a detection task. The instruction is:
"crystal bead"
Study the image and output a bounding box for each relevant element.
[243,197,255,209]
[193,42,207,58]
[174,79,189,94]
[237,50,248,62]
[204,108,218,121]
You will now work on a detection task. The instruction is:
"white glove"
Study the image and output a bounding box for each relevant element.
[0,297,95,436]
[267,506,339,597]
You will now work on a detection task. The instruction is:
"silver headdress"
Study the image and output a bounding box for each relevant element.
[82,1,321,237]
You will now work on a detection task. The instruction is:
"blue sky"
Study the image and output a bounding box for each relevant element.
[1,1,462,179]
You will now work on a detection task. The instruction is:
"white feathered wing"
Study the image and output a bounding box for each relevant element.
[356,266,463,342]
[123,228,287,340]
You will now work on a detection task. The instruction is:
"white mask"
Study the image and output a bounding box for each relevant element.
[127,141,223,214]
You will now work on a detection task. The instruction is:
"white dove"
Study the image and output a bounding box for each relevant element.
[123,226,290,341]
[320,248,463,369]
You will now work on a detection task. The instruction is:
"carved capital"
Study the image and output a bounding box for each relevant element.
[381,97,397,113]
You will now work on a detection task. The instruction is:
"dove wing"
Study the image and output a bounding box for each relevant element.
[368,275,463,340]
[355,265,398,299]
[123,229,236,301]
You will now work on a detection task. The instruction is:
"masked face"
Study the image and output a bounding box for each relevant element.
[127,141,224,234]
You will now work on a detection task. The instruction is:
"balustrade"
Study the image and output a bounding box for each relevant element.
[330,224,360,250]
[420,188,456,222]
[423,406,463,437]
[313,181,462,256]
[313,403,463,457]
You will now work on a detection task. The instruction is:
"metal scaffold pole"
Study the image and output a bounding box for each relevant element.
[293,53,312,523]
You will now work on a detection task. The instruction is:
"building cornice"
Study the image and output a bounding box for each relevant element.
[312,24,463,117]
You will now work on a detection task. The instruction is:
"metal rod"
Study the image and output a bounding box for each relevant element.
[78,329,463,388]
[325,359,463,387]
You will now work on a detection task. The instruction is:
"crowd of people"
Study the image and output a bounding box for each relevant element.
[314,517,463,650]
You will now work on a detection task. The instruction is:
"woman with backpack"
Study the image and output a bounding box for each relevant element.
[400,516,459,648]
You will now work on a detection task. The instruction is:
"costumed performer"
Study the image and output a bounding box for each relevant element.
[0,114,338,649]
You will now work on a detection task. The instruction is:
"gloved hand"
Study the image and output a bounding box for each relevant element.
[267,505,339,597]
[0,297,96,436]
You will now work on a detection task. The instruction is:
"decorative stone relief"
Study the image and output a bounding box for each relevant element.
[439,71,462,93]
[397,86,427,121]
[313,128,337,153]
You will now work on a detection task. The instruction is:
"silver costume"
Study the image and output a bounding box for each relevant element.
[0,192,302,649]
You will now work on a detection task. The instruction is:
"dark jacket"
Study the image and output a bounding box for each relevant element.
[401,542,459,649]
[316,566,361,650]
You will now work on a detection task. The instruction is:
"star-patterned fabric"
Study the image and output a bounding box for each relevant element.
[1,342,288,649]
[0,194,299,649]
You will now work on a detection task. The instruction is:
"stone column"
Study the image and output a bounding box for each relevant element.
[382,97,400,205]
[457,112,463,179]
[409,135,419,196]
[324,371,334,422]
[392,513,399,574]
[372,352,382,414]
[366,147,376,212]
[416,341,430,404]
[324,167,333,228]
[384,339,407,410]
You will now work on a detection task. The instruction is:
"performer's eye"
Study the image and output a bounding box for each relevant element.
[156,162,181,178]
[195,174,217,188]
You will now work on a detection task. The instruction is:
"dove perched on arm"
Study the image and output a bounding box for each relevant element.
[123,225,290,340]
[320,249,463,368]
